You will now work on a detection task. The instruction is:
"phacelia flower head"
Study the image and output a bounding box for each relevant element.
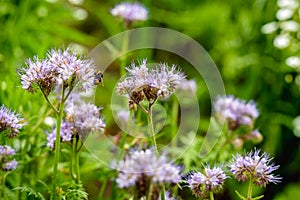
[0,145,16,156]
[0,105,25,138]
[188,165,227,198]
[230,150,281,187]
[19,47,97,96]
[19,56,57,95]
[116,59,186,107]
[47,48,97,92]
[116,148,181,191]
[65,98,105,141]
[177,79,197,95]
[4,159,18,171]
[213,95,259,130]
[111,2,148,23]
[0,145,18,171]
[46,121,73,149]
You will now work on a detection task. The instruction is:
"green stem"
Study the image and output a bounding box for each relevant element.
[70,139,77,182]
[74,139,80,184]
[215,126,231,160]
[147,181,153,200]
[51,88,66,200]
[147,106,158,154]
[98,178,108,199]
[171,99,179,149]
[40,90,59,114]
[120,30,129,76]
[2,172,6,200]
[247,177,253,200]
[210,192,214,200]
[135,102,149,115]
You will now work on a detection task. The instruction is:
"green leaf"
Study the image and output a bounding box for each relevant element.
[13,186,45,200]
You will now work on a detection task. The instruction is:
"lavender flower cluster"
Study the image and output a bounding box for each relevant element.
[214,95,259,130]
[116,59,186,109]
[0,105,24,138]
[187,149,281,198]
[111,2,148,23]
[213,95,263,148]
[116,148,181,198]
[230,150,282,187]
[46,97,105,149]
[0,145,18,171]
[19,47,97,96]
[188,166,227,198]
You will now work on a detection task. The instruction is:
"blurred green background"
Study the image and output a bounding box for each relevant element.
[1,0,300,199]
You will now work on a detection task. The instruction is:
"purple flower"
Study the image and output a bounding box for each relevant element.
[177,79,197,96]
[19,47,97,96]
[47,48,96,92]
[213,95,259,130]
[46,121,73,149]
[111,2,148,22]
[188,166,227,198]
[0,145,16,156]
[158,190,178,200]
[0,105,25,138]
[0,145,18,171]
[19,56,57,95]
[230,150,281,187]
[3,159,18,171]
[116,59,186,105]
[65,99,105,141]
[116,148,181,189]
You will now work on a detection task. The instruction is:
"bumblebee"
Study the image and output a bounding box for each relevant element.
[94,71,104,86]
